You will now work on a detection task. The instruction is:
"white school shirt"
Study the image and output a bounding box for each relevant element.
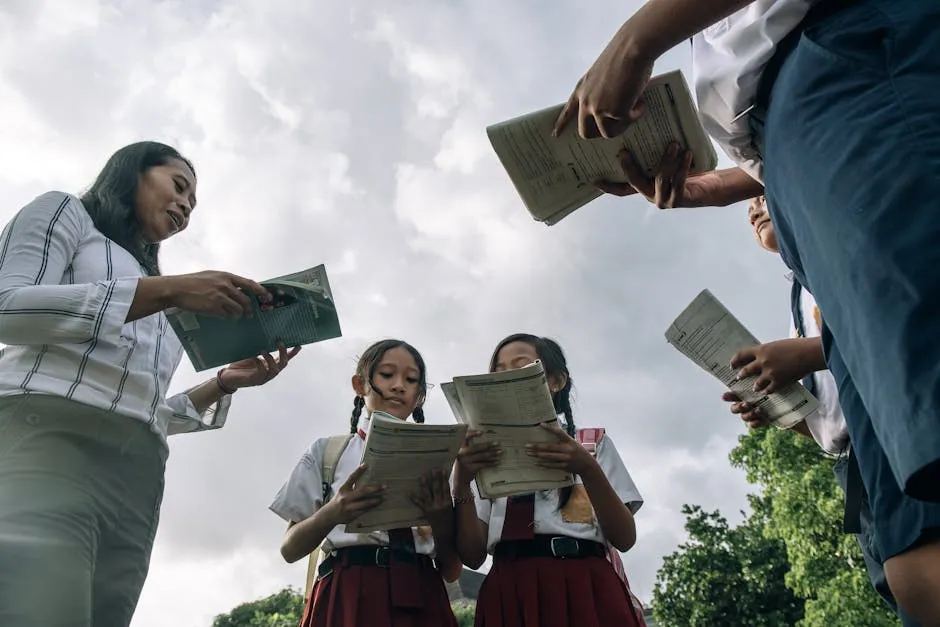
[691,0,821,182]
[270,412,437,556]
[473,430,643,554]
[0,192,230,443]
[790,279,848,455]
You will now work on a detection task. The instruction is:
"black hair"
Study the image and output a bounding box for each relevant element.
[349,339,428,434]
[490,333,577,508]
[80,141,196,276]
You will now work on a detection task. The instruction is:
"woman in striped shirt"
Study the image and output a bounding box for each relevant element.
[0,141,298,627]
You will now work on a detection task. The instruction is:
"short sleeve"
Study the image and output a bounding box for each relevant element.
[595,435,643,514]
[270,440,326,524]
[471,479,492,523]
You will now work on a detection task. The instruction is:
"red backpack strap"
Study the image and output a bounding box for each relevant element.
[576,427,605,454]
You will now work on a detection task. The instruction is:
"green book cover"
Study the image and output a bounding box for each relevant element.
[166,264,342,371]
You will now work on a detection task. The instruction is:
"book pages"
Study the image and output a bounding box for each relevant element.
[442,361,574,499]
[665,289,819,429]
[346,412,467,533]
[487,69,718,225]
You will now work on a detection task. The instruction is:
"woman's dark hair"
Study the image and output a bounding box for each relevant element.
[490,333,577,507]
[349,339,428,433]
[80,141,195,276]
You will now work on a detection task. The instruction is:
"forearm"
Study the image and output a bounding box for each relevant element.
[281,503,339,564]
[620,0,756,60]
[126,275,176,323]
[794,337,827,374]
[453,479,487,569]
[707,168,765,207]
[185,373,232,415]
[429,510,463,582]
[580,462,636,552]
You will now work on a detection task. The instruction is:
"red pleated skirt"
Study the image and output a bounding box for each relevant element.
[474,554,643,627]
[301,560,458,627]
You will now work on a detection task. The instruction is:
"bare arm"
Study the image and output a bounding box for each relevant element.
[622,0,756,60]
[580,462,637,552]
[428,510,463,582]
[452,466,489,569]
[281,502,340,564]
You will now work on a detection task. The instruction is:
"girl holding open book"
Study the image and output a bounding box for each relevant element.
[453,333,645,627]
[270,339,461,627]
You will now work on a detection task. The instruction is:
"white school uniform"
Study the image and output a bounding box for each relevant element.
[474,431,642,553]
[270,413,437,556]
[791,279,848,455]
[691,0,819,181]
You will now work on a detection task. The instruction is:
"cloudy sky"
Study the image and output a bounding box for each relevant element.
[0,1,791,624]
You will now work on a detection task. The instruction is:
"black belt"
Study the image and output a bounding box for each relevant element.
[317,545,431,580]
[753,0,861,120]
[494,535,607,560]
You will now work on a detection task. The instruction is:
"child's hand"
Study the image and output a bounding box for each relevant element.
[454,430,501,486]
[593,143,728,209]
[328,464,386,524]
[526,422,595,476]
[731,338,818,395]
[410,468,453,530]
[722,391,772,429]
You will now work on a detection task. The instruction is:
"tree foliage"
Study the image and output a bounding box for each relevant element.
[652,499,803,626]
[212,588,304,627]
[653,426,899,626]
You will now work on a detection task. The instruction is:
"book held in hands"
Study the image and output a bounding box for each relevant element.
[166,264,342,371]
[441,361,575,499]
[487,69,718,225]
[664,289,819,429]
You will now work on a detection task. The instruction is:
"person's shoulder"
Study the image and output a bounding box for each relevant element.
[304,433,355,466]
[21,191,89,225]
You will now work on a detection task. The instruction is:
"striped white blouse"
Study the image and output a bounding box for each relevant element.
[0,191,230,442]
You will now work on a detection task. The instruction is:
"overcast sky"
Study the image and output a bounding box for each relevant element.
[0,1,791,625]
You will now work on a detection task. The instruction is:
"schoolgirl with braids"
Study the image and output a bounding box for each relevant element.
[270,339,460,627]
[453,333,644,627]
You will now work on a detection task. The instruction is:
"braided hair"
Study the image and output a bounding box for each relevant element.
[489,333,577,507]
[349,339,428,434]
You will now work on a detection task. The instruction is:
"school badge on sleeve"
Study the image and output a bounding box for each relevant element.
[561,485,596,524]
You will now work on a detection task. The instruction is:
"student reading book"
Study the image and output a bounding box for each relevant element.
[453,334,644,627]
[270,339,460,627]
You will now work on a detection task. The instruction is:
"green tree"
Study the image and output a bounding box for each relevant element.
[730,426,898,626]
[212,587,304,627]
[652,498,803,627]
[452,600,476,627]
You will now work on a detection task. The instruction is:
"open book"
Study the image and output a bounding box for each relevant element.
[665,289,819,429]
[487,69,718,225]
[441,361,575,499]
[166,264,342,372]
[346,412,467,534]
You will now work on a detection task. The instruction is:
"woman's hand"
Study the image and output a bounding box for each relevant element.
[453,430,501,486]
[162,271,272,318]
[410,468,454,530]
[219,343,300,390]
[326,464,387,525]
[526,422,596,476]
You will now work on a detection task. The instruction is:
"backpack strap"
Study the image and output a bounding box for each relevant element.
[304,434,355,602]
[789,279,818,396]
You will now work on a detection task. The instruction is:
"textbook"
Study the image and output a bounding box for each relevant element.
[486,69,718,226]
[166,264,341,372]
[441,361,575,499]
[346,412,467,533]
[664,289,819,429]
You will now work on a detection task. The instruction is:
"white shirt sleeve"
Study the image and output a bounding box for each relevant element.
[471,479,492,523]
[164,391,233,435]
[270,440,326,524]
[595,435,643,514]
[0,192,139,345]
